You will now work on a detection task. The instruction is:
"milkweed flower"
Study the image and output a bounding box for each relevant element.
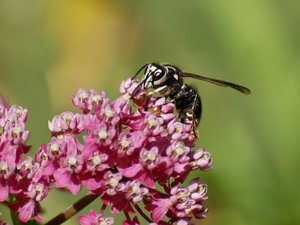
[78,210,114,225]
[0,78,212,224]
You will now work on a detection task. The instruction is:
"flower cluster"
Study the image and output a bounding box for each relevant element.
[0,78,212,225]
[0,97,48,223]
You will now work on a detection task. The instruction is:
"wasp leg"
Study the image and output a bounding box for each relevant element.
[190,94,200,138]
[191,94,200,125]
[135,85,169,112]
[172,84,187,99]
[148,85,169,96]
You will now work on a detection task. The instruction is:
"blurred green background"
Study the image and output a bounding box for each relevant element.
[0,0,299,224]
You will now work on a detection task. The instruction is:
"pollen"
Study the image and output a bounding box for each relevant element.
[176,189,189,202]
[145,152,156,162]
[120,139,130,148]
[99,220,109,225]
[98,130,108,140]
[67,157,77,166]
[15,107,23,118]
[174,147,184,156]
[41,152,48,160]
[104,109,114,118]
[50,143,59,155]
[35,183,44,193]
[79,92,89,102]
[63,114,72,124]
[175,124,183,133]
[130,184,140,195]
[24,161,33,171]
[108,177,119,188]
[0,162,8,174]
[92,155,102,166]
[91,94,102,104]
[147,118,157,128]
[12,126,22,138]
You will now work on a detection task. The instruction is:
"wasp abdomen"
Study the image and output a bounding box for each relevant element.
[174,85,202,126]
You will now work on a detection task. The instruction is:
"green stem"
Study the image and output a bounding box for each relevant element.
[124,211,131,222]
[133,203,152,223]
[44,193,99,225]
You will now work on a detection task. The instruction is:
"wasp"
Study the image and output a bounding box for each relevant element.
[131,63,250,131]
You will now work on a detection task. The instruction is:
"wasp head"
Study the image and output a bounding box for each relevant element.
[132,63,168,96]
[143,63,168,89]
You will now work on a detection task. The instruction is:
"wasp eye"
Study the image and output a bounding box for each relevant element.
[153,69,163,80]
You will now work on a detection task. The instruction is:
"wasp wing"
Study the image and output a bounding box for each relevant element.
[181,72,251,95]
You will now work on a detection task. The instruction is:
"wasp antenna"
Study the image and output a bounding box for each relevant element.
[131,64,149,80]
[132,81,144,96]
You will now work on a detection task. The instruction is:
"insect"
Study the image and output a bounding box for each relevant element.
[131,63,250,131]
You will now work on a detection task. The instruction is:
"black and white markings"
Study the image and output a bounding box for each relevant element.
[132,63,250,132]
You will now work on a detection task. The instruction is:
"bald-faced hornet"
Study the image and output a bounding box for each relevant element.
[132,63,250,131]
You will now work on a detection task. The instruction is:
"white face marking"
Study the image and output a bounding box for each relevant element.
[144,75,153,88]
[144,65,158,88]
[143,64,167,88]
[154,69,162,75]
[174,74,179,80]
[150,65,157,71]
[153,77,165,86]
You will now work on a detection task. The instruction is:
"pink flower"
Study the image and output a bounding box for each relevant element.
[190,148,212,171]
[5,122,29,145]
[17,200,40,222]
[78,210,114,225]
[8,105,27,123]
[51,137,84,194]
[85,151,109,172]
[167,119,191,141]
[0,177,9,202]
[166,142,190,163]
[53,153,83,194]
[48,112,79,134]
[26,180,49,202]
[73,89,108,113]
[115,133,136,157]
[147,197,170,222]
[97,104,120,126]
[86,120,117,147]
[120,146,167,188]
[102,171,123,196]
[119,78,139,96]
[146,179,208,223]
[142,114,164,136]
[112,95,132,116]
[125,180,148,203]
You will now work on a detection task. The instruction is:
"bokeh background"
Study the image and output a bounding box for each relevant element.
[0,0,299,224]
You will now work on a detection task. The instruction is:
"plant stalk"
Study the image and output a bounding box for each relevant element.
[44,193,99,225]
